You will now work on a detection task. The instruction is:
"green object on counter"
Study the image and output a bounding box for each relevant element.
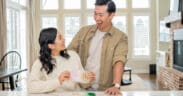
[83,92,96,96]
[87,92,96,96]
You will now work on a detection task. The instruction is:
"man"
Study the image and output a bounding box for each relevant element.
[68,0,128,95]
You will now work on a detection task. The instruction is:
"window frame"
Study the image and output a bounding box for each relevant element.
[131,13,151,59]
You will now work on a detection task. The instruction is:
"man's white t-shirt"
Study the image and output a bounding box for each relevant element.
[85,29,106,90]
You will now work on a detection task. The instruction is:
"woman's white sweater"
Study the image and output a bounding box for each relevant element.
[28,50,84,93]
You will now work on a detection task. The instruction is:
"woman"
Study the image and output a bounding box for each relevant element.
[28,28,95,93]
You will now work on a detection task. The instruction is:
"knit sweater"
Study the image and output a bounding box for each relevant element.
[28,50,84,93]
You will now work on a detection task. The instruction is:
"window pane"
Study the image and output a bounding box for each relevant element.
[11,0,19,3]
[10,0,26,6]
[132,0,149,8]
[6,8,27,69]
[159,21,169,42]
[20,10,26,69]
[87,0,126,9]
[64,0,81,9]
[64,16,80,46]
[87,15,127,32]
[133,16,150,56]
[87,0,95,9]
[87,16,95,25]
[6,8,20,51]
[19,0,26,6]
[11,0,27,6]
[112,16,127,33]
[113,0,126,8]
[41,0,58,10]
[41,16,57,28]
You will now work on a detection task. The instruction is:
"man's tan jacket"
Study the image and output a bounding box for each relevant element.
[68,25,128,90]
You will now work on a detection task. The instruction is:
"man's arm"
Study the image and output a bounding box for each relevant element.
[112,33,128,84]
[105,62,123,95]
[113,61,124,84]
[105,33,128,95]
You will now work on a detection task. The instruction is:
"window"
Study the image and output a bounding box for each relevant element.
[112,16,127,33]
[159,21,170,42]
[87,16,95,25]
[64,0,81,9]
[41,0,58,10]
[6,0,27,73]
[113,0,126,8]
[64,16,80,46]
[87,0,127,9]
[37,0,154,60]
[133,16,150,56]
[87,0,95,9]
[132,0,150,8]
[11,0,26,6]
[41,16,57,28]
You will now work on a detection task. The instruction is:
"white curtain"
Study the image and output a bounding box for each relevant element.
[29,0,40,70]
[0,0,7,59]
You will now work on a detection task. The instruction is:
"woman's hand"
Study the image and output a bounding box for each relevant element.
[58,71,70,84]
[86,71,95,83]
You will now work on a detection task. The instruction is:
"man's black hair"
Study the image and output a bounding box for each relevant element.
[95,0,116,14]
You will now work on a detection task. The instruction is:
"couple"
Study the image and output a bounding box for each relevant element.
[28,0,128,95]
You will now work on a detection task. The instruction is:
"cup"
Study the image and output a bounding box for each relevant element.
[70,70,90,83]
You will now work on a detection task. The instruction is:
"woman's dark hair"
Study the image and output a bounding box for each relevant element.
[39,27,70,74]
[95,0,116,14]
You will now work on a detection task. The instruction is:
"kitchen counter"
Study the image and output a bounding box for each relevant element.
[0,91,183,96]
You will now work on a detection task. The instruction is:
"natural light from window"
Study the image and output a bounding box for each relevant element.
[132,0,149,8]
[41,16,57,28]
[41,0,58,10]
[113,16,127,33]
[133,16,150,56]
[87,0,95,9]
[113,0,126,8]
[64,16,80,46]
[64,0,81,9]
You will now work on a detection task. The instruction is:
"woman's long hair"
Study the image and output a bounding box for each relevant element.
[39,27,70,74]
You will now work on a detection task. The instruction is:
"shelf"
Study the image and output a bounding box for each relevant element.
[164,12,182,24]
[163,12,183,28]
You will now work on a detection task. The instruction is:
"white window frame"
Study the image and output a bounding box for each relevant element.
[131,13,151,59]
